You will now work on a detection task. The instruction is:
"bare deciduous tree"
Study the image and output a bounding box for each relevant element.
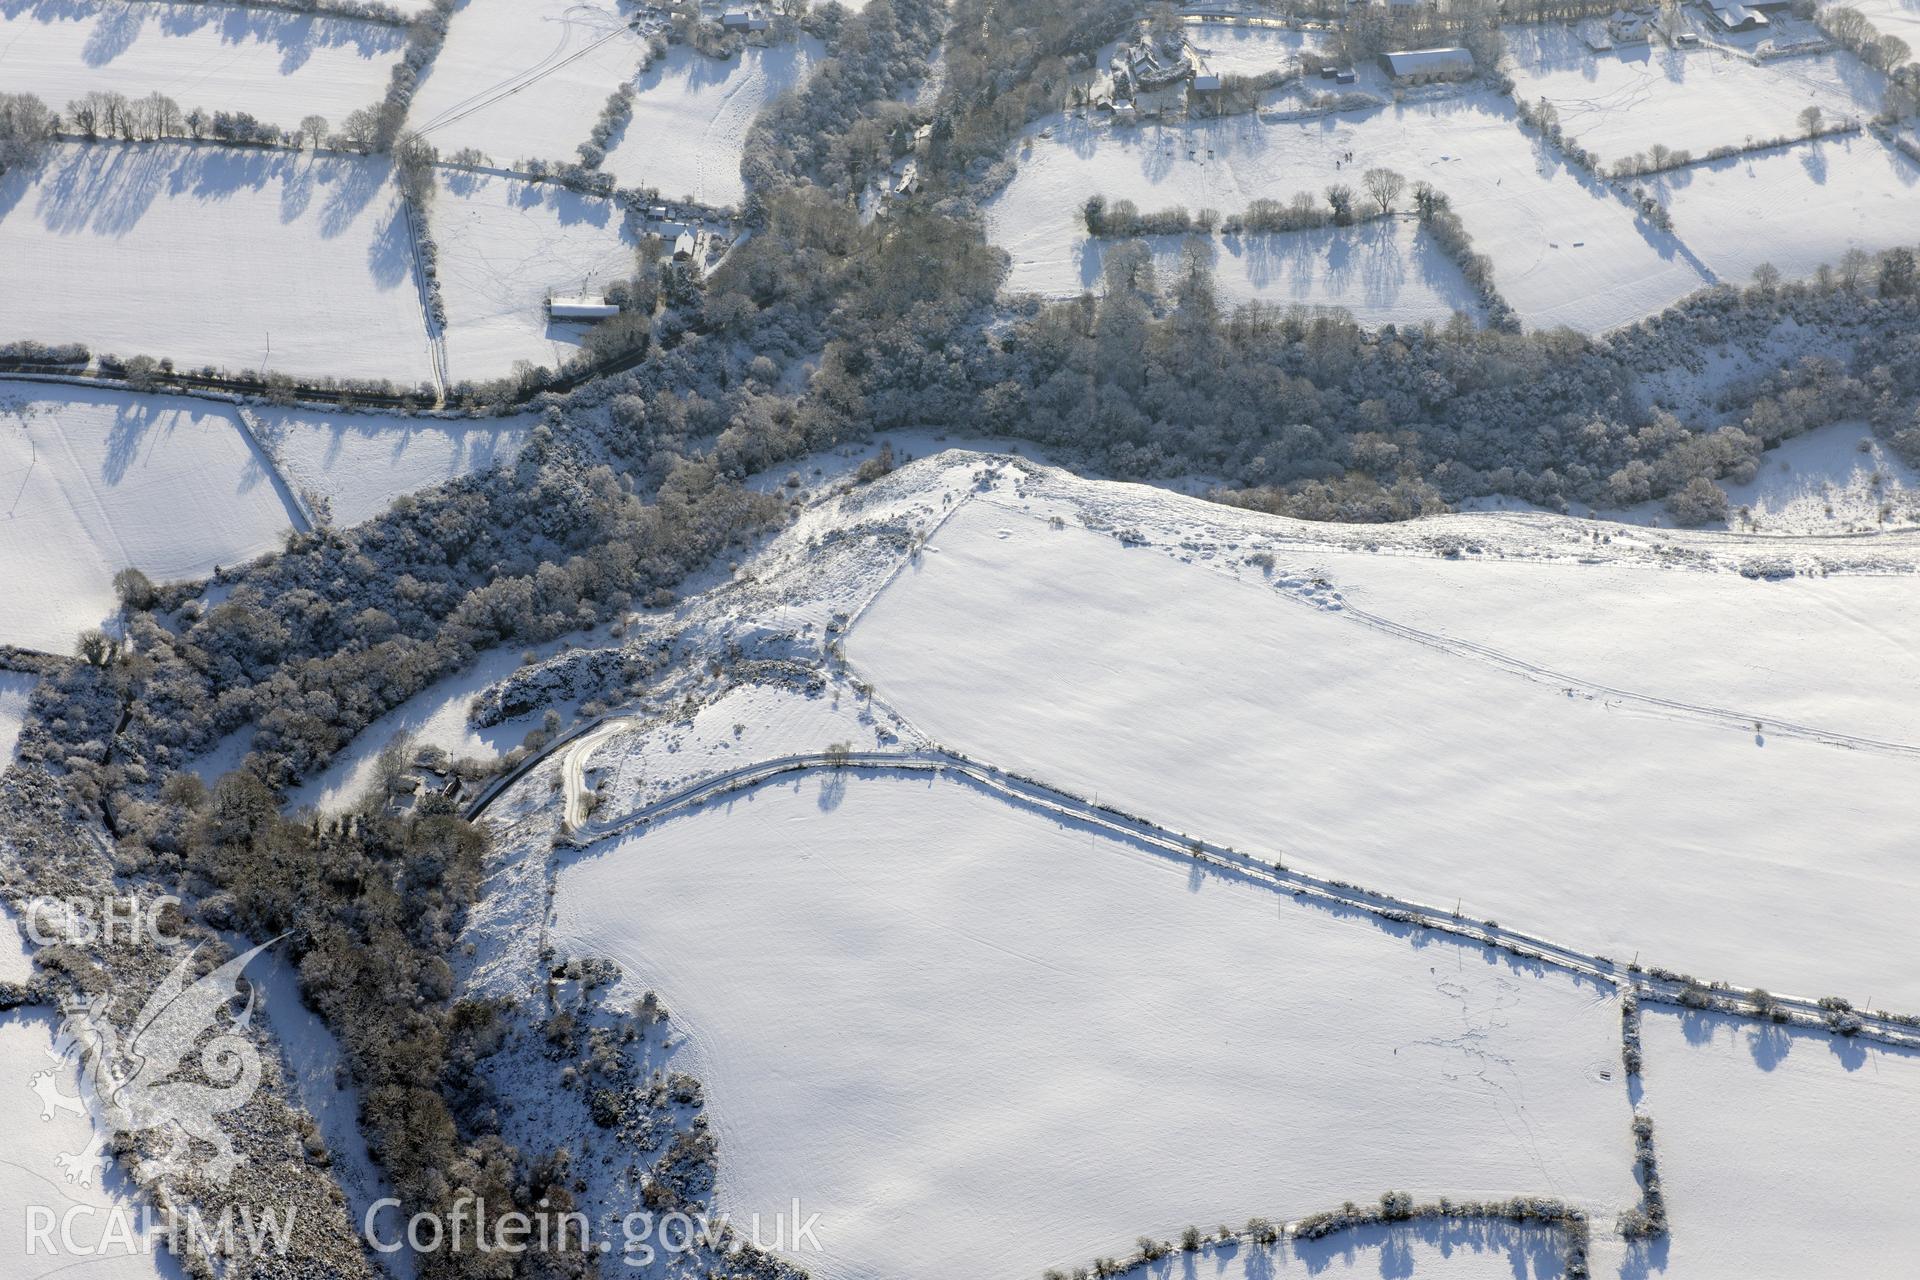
[1362,167,1406,215]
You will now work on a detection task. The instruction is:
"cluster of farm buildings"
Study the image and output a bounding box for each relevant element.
[1095,26,1477,126]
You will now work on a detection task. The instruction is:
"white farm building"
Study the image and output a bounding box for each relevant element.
[1706,1,1769,29]
[547,296,621,320]
[1379,47,1475,82]
[1706,0,1791,27]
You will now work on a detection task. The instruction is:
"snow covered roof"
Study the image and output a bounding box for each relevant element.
[1708,2,1769,27]
[547,297,620,319]
[1379,47,1474,78]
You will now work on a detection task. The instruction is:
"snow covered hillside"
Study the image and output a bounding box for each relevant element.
[850,484,1920,1008]
[1291,539,1920,744]
[1598,419,1920,533]
[449,444,1920,1279]
[8,0,1916,1260]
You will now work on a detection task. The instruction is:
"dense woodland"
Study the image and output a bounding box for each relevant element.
[7,0,1920,1275]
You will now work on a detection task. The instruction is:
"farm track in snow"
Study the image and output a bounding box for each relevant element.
[412,6,639,142]
[989,500,1920,759]
[400,196,450,401]
[1322,595,1920,758]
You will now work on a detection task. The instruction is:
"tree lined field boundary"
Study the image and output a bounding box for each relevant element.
[512,737,1920,1053]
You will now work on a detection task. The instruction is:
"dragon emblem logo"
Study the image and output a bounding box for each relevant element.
[30,940,280,1188]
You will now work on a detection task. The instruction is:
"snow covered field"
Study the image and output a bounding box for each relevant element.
[0,0,406,128]
[406,0,649,166]
[553,772,1635,1280]
[0,144,436,384]
[0,384,295,653]
[1845,0,1920,44]
[1639,1005,1920,1275]
[1181,21,1314,78]
[1306,538,1920,746]
[848,492,1920,1007]
[986,94,1712,332]
[0,1010,182,1279]
[431,171,639,380]
[0,673,33,772]
[1504,29,1887,170]
[253,404,528,527]
[1015,218,1484,323]
[600,40,825,208]
[1655,134,1920,284]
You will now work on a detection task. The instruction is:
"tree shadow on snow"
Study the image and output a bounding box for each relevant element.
[1135,1219,1565,1280]
[1798,137,1830,187]
[1662,1005,1906,1077]
[79,0,143,66]
[367,204,415,290]
[1617,1234,1671,1279]
[815,768,847,812]
[30,143,171,236]
[318,152,388,238]
[100,400,163,487]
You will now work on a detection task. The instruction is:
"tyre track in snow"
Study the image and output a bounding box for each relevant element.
[399,195,450,400]
[982,498,1920,758]
[1318,593,1920,759]
[412,7,638,142]
[990,500,1920,760]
